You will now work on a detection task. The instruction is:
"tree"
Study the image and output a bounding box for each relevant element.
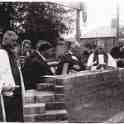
[0,2,17,32]
[0,2,74,47]
[15,2,74,47]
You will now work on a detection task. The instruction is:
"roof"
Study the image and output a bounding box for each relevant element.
[81,26,116,38]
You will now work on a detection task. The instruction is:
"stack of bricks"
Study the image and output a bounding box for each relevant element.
[24,90,55,122]
[24,77,55,122]
[23,76,68,122]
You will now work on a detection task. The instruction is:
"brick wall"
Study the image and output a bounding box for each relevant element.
[54,68,124,122]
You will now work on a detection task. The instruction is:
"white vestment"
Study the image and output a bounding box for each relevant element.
[0,49,15,94]
[86,53,117,70]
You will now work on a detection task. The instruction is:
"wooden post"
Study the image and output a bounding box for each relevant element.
[76,9,81,43]
[116,1,119,46]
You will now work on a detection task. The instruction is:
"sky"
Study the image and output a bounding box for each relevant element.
[49,0,124,38]
[80,0,124,34]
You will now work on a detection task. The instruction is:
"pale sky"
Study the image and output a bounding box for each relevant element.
[80,0,124,34]
[56,0,124,38]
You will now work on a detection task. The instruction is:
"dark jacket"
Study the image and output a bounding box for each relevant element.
[111,46,124,67]
[111,46,124,59]
[22,50,53,90]
[56,51,81,75]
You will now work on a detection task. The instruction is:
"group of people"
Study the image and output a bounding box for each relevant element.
[0,30,24,122]
[0,30,124,122]
[21,39,54,90]
[57,41,120,73]
[0,30,56,122]
[86,42,117,70]
[86,40,124,70]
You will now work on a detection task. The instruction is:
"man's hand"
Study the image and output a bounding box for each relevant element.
[2,85,19,96]
[2,86,15,92]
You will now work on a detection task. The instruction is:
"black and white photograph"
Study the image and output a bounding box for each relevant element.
[0,0,124,123]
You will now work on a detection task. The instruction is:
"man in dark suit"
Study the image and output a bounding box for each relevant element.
[22,40,53,90]
[56,41,82,75]
[111,40,124,67]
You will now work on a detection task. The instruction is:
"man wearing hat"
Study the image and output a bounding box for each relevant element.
[86,41,117,70]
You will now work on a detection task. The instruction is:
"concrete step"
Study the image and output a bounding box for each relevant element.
[55,85,64,94]
[24,103,45,115]
[45,102,65,110]
[24,90,36,104]
[36,83,54,91]
[40,120,69,123]
[55,120,69,123]
[24,109,68,122]
[24,114,36,122]
[35,91,55,103]
[24,90,55,104]
[54,94,64,102]
[55,120,69,124]
[36,109,68,122]
[55,80,63,85]
[38,76,56,84]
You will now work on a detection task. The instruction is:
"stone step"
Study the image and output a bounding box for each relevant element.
[54,94,64,102]
[36,109,68,122]
[54,120,69,123]
[24,89,36,104]
[55,85,64,94]
[36,83,54,91]
[24,109,68,122]
[24,114,36,122]
[24,103,45,115]
[24,90,55,104]
[35,91,55,103]
[55,80,63,85]
[40,120,69,123]
[38,76,56,84]
[45,102,65,110]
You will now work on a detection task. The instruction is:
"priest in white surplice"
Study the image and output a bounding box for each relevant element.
[86,42,117,70]
[0,30,24,122]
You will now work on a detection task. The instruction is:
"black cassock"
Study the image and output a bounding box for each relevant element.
[0,47,24,122]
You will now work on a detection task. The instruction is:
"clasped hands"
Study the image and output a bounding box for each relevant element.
[1,83,19,96]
